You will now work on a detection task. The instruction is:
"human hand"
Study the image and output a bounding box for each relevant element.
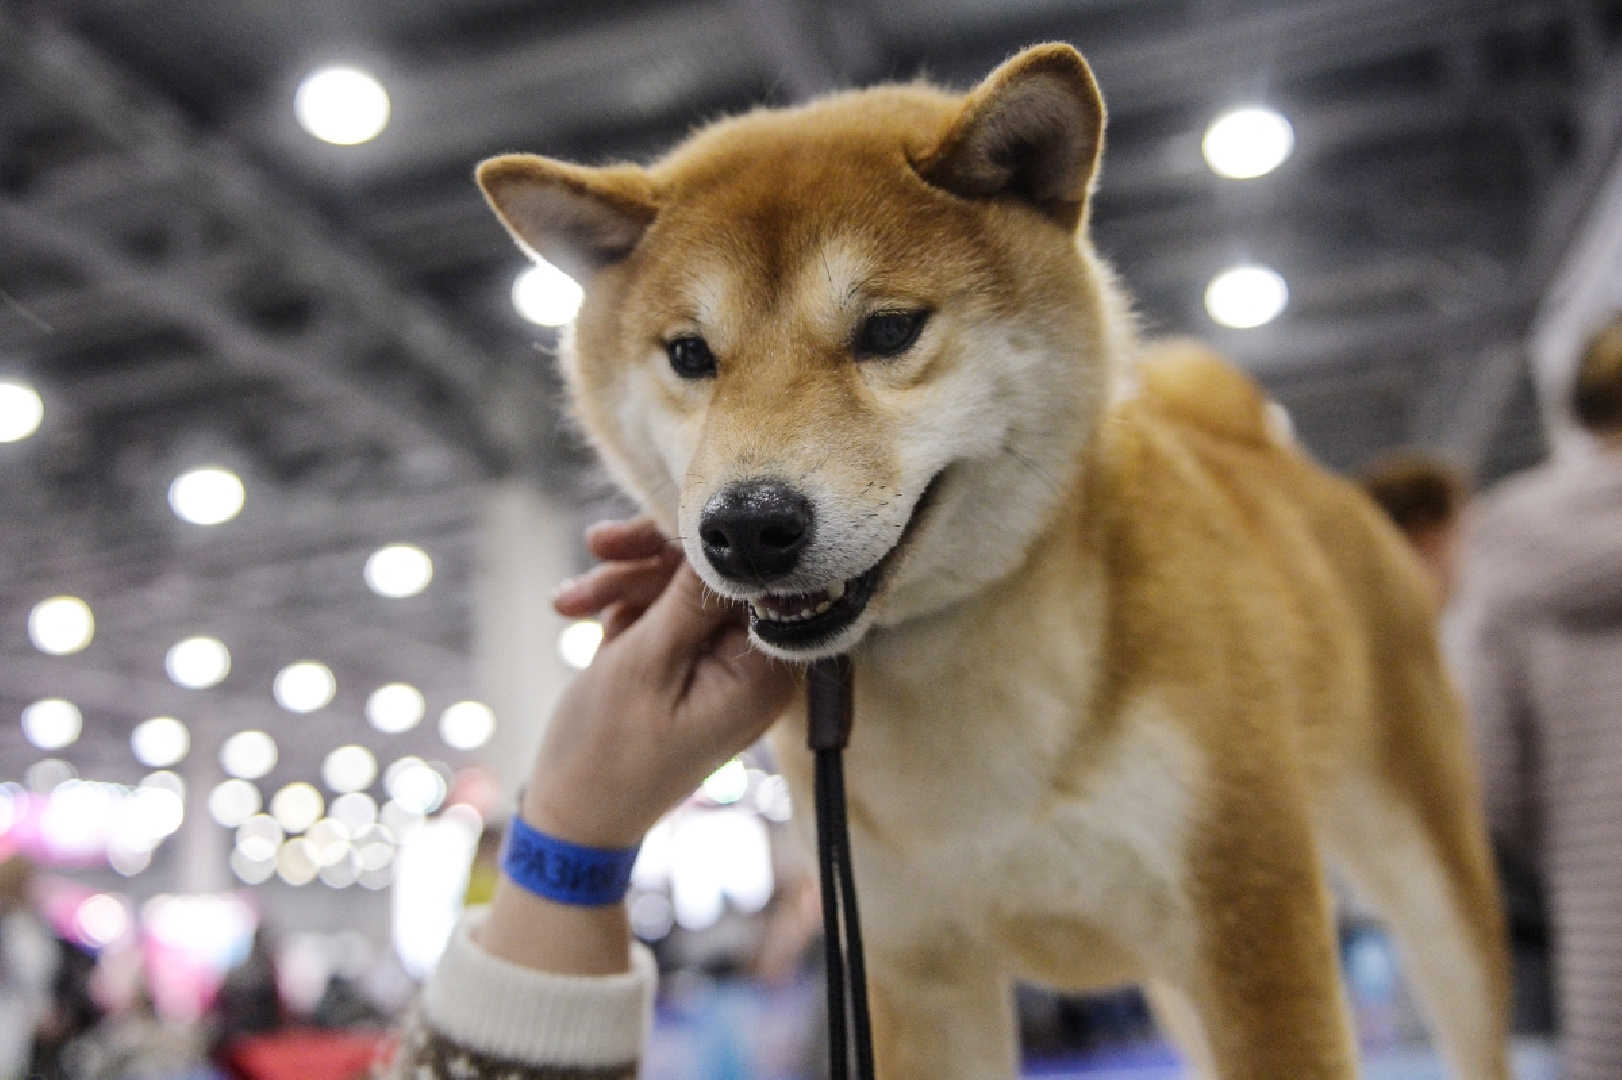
[480,519,797,976]
[526,517,799,849]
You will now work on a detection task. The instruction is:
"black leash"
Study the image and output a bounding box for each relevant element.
[806,655,875,1080]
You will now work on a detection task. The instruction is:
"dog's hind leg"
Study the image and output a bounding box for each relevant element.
[867,946,1016,1080]
[1325,773,1511,1080]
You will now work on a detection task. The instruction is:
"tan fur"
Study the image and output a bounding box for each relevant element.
[478,44,1508,1080]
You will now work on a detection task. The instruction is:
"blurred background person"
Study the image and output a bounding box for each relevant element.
[1358,452,1472,608]
[0,857,54,1080]
[1454,315,1622,1080]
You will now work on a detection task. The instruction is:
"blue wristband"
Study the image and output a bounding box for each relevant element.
[500,814,641,907]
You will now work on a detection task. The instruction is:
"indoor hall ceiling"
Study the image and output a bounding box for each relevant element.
[2,0,1621,823]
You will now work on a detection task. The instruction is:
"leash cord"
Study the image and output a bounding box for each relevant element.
[808,657,876,1080]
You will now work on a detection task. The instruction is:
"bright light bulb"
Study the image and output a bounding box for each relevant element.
[166,636,231,688]
[271,782,324,834]
[558,620,604,670]
[295,66,390,146]
[0,381,43,442]
[330,791,378,833]
[513,262,583,327]
[364,544,433,598]
[439,701,495,751]
[209,779,262,828]
[1205,265,1289,329]
[235,814,284,862]
[28,596,94,655]
[21,698,82,750]
[220,730,277,780]
[168,467,244,525]
[322,745,378,794]
[274,661,336,713]
[1203,107,1294,180]
[76,894,129,946]
[131,716,190,768]
[386,758,446,814]
[366,683,425,733]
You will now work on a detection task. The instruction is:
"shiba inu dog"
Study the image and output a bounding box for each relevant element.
[477,44,1508,1080]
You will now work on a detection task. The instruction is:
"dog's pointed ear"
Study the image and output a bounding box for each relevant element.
[916,44,1105,229]
[477,155,659,278]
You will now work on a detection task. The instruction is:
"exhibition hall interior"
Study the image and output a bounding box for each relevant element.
[2,0,1621,1077]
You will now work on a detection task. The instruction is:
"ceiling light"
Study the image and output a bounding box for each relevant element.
[295,66,390,146]
[366,683,425,733]
[209,779,262,828]
[131,717,189,768]
[75,894,130,947]
[230,848,276,884]
[386,759,446,815]
[274,661,336,713]
[1203,107,1294,180]
[276,837,320,885]
[27,596,94,655]
[220,730,277,780]
[439,701,495,751]
[168,467,244,525]
[1205,265,1289,329]
[330,791,378,833]
[558,620,603,670]
[513,262,583,327]
[235,814,284,862]
[166,636,231,688]
[21,698,82,750]
[364,544,433,598]
[271,782,324,834]
[0,381,43,442]
[322,745,377,794]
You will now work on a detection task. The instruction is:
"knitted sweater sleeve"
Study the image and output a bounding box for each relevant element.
[382,908,656,1080]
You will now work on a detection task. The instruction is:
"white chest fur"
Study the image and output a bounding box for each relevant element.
[775,597,1204,979]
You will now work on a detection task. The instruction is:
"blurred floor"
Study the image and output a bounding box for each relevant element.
[1024,1038,1559,1079]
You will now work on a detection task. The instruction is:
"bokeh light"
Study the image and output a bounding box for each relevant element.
[438,701,495,750]
[168,467,244,525]
[21,698,82,750]
[513,262,583,326]
[0,381,44,442]
[273,661,336,713]
[1203,107,1294,180]
[166,636,231,689]
[366,683,425,733]
[364,544,433,598]
[295,67,390,146]
[27,596,94,655]
[1205,265,1289,329]
[131,716,190,768]
[220,730,277,780]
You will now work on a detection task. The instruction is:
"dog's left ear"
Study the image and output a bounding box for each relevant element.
[477,155,659,279]
[916,44,1105,230]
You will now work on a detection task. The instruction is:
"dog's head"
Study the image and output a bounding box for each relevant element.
[479,44,1124,660]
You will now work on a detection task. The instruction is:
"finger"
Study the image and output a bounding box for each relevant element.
[584,518,675,562]
[627,562,748,668]
[601,601,650,643]
[553,555,679,618]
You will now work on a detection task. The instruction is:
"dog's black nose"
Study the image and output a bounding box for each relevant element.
[700,481,813,583]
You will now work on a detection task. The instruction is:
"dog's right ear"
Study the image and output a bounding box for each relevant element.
[477,155,659,278]
[916,43,1105,231]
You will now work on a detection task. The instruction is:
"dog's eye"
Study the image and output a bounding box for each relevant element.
[666,336,717,379]
[855,311,929,359]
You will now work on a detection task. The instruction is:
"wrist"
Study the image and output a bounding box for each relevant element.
[522,779,651,851]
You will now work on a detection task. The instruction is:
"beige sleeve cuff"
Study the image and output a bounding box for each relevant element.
[420,907,656,1070]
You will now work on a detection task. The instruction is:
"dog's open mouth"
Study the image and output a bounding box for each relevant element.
[747,472,943,651]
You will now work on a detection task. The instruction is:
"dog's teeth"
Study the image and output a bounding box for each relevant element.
[815,601,831,614]
[829,580,846,600]
[750,602,765,619]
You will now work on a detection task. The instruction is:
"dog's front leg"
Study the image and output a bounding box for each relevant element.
[867,945,1016,1080]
